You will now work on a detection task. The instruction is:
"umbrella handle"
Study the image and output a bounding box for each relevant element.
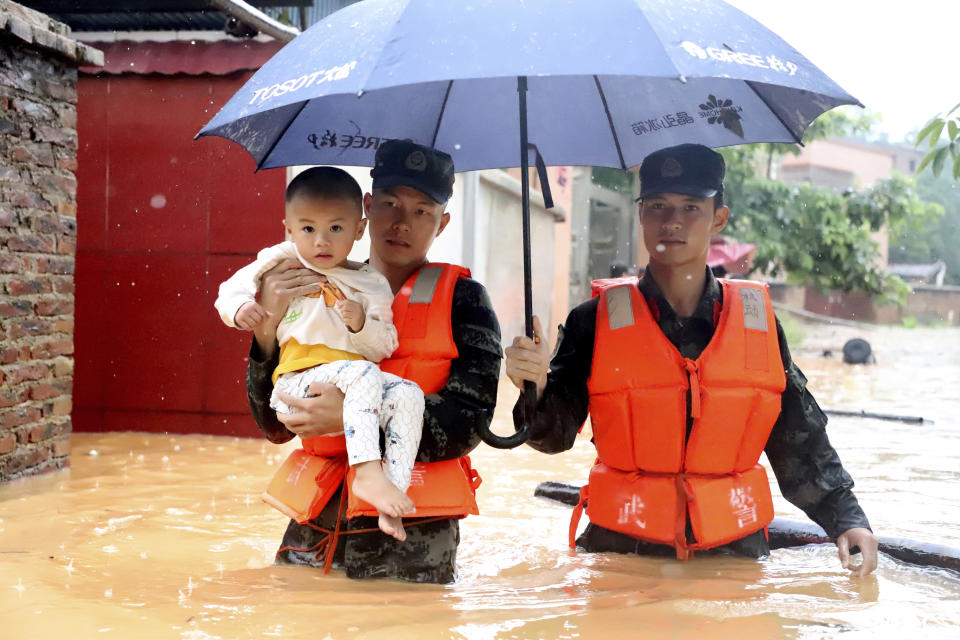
[477,75,535,451]
[478,382,534,449]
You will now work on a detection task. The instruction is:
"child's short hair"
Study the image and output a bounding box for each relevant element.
[285,166,362,210]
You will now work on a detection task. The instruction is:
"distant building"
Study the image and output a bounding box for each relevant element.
[777,138,925,271]
[888,261,947,286]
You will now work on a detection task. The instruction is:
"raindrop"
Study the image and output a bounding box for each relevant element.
[454,144,462,150]
[685,274,692,279]
[104,588,113,598]
[655,243,666,252]
[150,194,167,209]
[88,449,99,456]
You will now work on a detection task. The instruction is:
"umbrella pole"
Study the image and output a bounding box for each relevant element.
[478,76,534,449]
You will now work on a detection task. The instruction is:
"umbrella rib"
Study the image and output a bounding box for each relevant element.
[430,80,454,148]
[254,100,311,171]
[743,80,804,145]
[593,75,626,170]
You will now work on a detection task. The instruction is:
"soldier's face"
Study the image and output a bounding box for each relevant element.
[363,186,450,270]
[640,193,728,269]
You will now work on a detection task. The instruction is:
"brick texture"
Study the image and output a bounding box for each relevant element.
[0,4,88,481]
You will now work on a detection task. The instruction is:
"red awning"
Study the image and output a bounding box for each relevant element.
[707,240,756,275]
[80,39,284,76]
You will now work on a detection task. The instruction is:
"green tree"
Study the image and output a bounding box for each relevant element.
[916,102,960,179]
[720,110,941,303]
[888,170,960,285]
[726,175,938,304]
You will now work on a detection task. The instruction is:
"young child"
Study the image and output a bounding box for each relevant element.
[215,166,423,542]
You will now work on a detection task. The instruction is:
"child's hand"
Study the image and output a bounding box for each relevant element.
[335,299,365,332]
[234,301,272,331]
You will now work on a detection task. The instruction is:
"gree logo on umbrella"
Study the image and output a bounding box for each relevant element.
[698,95,744,138]
[680,41,798,76]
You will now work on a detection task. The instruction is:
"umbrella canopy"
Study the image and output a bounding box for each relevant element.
[197,0,860,448]
[197,0,860,172]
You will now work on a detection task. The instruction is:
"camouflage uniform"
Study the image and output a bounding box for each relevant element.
[514,267,871,558]
[249,277,502,583]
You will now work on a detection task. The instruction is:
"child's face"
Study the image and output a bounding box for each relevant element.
[639,192,728,270]
[284,195,366,270]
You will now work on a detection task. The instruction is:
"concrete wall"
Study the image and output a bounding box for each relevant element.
[768,282,960,327]
[0,1,101,481]
[780,139,894,189]
[473,169,557,348]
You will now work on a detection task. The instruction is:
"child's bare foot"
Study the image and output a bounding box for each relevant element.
[379,513,406,541]
[352,461,414,517]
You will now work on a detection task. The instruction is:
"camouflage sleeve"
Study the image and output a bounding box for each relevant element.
[764,317,872,539]
[416,278,502,463]
[513,298,597,454]
[246,339,296,444]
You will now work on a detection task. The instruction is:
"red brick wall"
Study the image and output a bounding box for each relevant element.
[0,4,97,481]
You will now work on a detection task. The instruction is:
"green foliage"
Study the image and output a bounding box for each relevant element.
[718,110,940,304]
[725,174,935,305]
[901,315,919,329]
[916,102,960,179]
[889,170,960,285]
[729,178,909,303]
[776,312,806,349]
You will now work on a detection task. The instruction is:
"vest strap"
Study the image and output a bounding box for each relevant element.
[569,484,589,550]
[682,358,702,420]
[674,475,693,561]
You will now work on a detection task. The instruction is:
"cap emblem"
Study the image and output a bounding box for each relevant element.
[661,157,683,178]
[405,150,427,171]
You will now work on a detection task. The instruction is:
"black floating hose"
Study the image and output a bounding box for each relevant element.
[533,481,960,572]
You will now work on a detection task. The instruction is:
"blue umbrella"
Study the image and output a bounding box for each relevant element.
[197,0,861,448]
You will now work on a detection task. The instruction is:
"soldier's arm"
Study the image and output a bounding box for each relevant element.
[764,318,871,538]
[246,339,296,444]
[512,299,597,454]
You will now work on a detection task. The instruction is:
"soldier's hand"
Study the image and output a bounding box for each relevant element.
[837,527,879,577]
[276,382,345,439]
[504,315,551,397]
[259,259,326,321]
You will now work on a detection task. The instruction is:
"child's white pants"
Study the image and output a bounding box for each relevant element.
[270,360,424,492]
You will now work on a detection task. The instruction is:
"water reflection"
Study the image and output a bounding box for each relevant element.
[1,326,958,638]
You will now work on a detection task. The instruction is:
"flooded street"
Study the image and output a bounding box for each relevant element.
[1,324,959,639]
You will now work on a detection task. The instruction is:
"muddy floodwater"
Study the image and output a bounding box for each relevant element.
[2,324,959,639]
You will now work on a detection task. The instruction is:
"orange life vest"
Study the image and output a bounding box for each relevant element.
[262,263,481,523]
[571,277,786,559]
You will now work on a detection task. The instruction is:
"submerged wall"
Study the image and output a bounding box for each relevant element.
[0,1,101,481]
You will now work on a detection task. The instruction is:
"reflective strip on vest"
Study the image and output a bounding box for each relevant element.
[409,265,443,304]
[740,287,768,331]
[606,285,635,330]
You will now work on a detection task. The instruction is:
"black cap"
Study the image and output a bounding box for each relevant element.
[638,143,724,201]
[370,140,455,204]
